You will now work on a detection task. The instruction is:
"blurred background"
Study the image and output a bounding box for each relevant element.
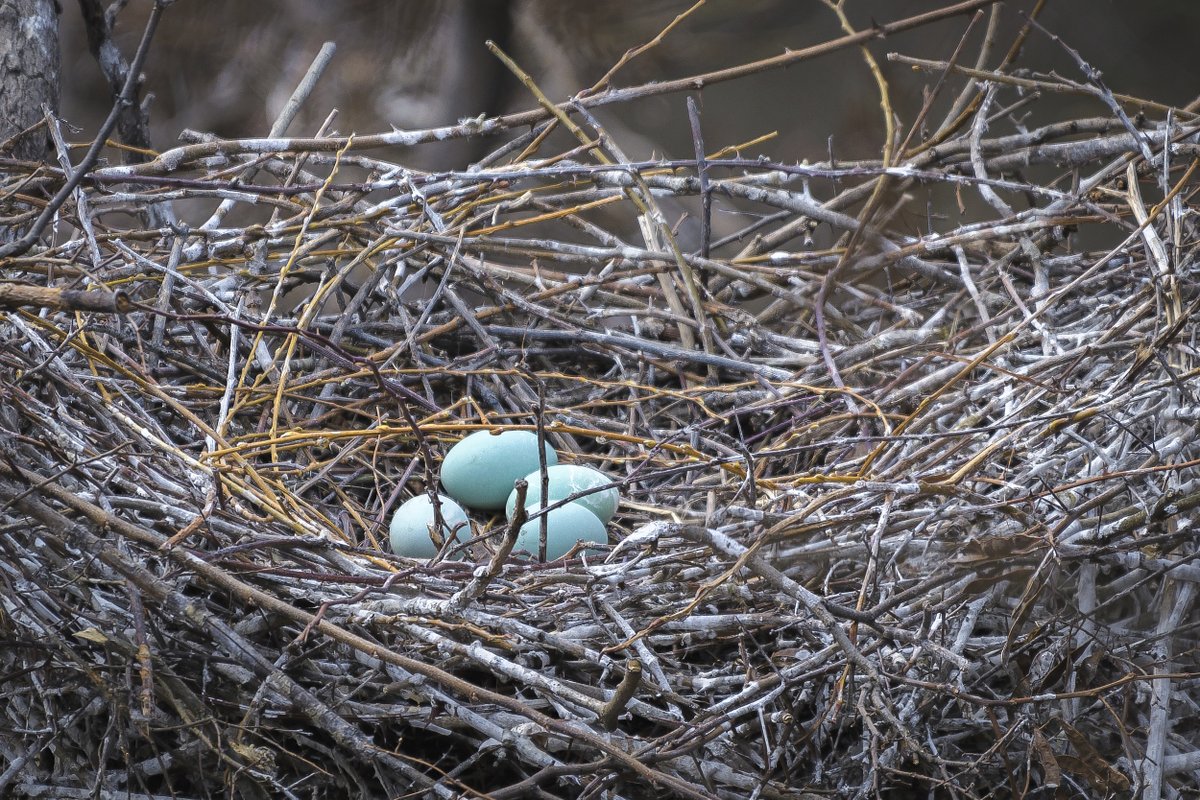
[57,0,1200,173]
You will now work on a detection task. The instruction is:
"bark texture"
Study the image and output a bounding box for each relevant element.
[0,0,59,161]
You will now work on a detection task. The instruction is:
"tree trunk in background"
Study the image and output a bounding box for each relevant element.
[0,0,60,161]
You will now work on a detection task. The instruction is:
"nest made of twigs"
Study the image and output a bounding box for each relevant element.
[4,5,1200,800]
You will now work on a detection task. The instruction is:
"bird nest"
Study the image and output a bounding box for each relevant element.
[3,9,1200,800]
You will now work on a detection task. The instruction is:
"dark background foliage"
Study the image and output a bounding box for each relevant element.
[58,1,1200,169]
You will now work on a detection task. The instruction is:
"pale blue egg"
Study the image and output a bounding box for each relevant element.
[514,502,607,561]
[389,494,470,558]
[440,430,558,510]
[505,464,618,524]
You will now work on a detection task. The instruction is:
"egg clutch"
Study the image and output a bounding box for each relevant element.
[389,430,618,562]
